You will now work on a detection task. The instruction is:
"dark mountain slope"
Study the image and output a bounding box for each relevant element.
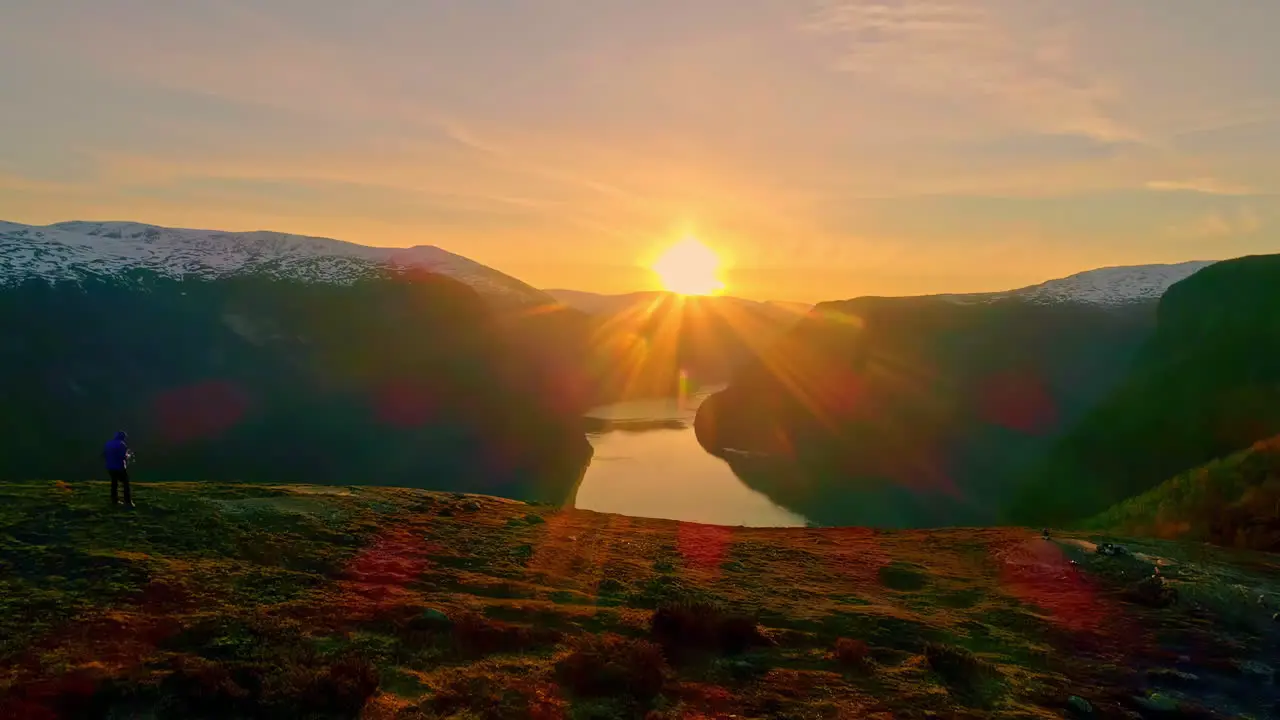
[1011,254,1280,525]
[0,269,592,502]
[695,296,1157,527]
[1085,435,1280,552]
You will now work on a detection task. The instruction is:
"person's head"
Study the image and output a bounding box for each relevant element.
[115,431,128,442]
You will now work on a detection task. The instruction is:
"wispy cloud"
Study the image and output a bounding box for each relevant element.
[808,0,1131,141]
[1146,178,1256,196]
[1168,205,1263,239]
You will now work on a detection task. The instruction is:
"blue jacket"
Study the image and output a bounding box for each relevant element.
[103,432,130,471]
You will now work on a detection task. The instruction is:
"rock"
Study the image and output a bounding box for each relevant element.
[1273,612,1279,623]
[1067,695,1093,716]
[462,501,482,512]
[1147,668,1200,688]
[1237,660,1274,684]
[413,608,453,630]
[1095,542,1129,557]
[1133,693,1180,713]
[1128,575,1178,608]
[437,507,455,517]
[723,658,759,680]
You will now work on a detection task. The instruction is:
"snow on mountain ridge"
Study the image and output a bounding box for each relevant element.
[935,260,1216,306]
[0,220,553,307]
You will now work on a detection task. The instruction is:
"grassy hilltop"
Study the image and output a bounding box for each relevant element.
[3,481,1279,719]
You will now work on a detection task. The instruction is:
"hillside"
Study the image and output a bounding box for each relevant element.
[1085,436,1280,552]
[694,293,1159,527]
[1010,254,1280,526]
[3,481,1279,719]
[0,270,591,503]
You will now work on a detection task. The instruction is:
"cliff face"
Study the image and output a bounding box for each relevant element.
[695,296,1157,527]
[0,269,592,503]
[1012,254,1280,524]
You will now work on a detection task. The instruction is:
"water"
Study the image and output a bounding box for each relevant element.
[573,388,809,527]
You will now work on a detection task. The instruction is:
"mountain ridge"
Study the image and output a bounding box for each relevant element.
[0,220,554,308]
[821,260,1217,309]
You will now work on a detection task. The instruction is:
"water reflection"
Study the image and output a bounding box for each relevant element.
[573,390,808,527]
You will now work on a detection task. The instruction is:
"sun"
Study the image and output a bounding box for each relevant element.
[651,238,725,296]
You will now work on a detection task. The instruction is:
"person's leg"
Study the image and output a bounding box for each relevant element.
[122,469,132,506]
[110,470,120,504]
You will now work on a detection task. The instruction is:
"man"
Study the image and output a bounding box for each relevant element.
[103,431,135,508]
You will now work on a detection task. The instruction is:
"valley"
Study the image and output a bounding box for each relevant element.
[4,221,1280,537]
[3,222,1280,720]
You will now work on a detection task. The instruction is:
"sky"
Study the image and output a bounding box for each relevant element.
[2,0,1279,302]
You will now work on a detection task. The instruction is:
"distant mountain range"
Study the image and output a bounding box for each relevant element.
[0,221,555,309]
[928,261,1215,306]
[546,289,811,321]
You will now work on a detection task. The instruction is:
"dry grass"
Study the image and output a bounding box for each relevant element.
[3,480,1280,719]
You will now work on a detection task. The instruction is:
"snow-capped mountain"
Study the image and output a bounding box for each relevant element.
[937,261,1216,306]
[0,220,555,307]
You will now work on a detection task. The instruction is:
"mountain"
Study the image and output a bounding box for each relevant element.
[0,221,557,309]
[1085,436,1280,552]
[546,291,808,401]
[693,262,1217,528]
[0,256,592,503]
[933,261,1214,306]
[5,480,1280,720]
[1009,254,1280,525]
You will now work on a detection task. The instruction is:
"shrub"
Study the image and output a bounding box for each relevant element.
[556,635,667,701]
[649,600,769,660]
[452,612,561,658]
[926,643,993,681]
[924,643,1004,706]
[833,638,871,669]
[151,654,380,719]
[157,659,249,716]
[424,675,557,720]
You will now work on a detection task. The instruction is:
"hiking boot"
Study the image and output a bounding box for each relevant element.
[124,502,136,509]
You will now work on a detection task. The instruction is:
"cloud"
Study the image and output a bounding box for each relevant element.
[807,0,1131,141]
[1145,178,1256,196]
[1167,205,1263,239]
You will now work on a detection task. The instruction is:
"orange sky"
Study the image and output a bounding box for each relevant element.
[2,1,1279,302]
